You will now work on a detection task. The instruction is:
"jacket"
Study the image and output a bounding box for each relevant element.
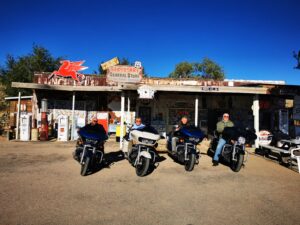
[216,120,234,134]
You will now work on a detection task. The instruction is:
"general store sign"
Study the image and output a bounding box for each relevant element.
[101,57,119,71]
[107,65,143,83]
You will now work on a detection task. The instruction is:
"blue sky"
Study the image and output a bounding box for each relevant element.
[1,0,300,84]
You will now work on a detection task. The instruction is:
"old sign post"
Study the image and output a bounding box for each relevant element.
[101,57,119,71]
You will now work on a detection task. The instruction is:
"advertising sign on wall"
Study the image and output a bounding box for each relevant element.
[107,65,143,83]
[293,95,300,120]
[293,95,300,136]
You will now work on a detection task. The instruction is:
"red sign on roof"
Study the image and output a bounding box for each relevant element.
[49,60,88,82]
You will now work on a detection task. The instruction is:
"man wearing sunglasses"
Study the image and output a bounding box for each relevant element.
[213,113,234,166]
[132,117,145,130]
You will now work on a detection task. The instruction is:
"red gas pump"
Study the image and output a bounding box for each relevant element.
[40,99,48,141]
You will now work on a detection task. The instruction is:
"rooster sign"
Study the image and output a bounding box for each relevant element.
[49,60,88,82]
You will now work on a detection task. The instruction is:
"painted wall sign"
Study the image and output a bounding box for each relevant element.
[201,87,219,92]
[48,60,88,82]
[106,65,143,83]
[101,57,119,71]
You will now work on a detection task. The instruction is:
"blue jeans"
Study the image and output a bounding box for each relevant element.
[213,138,226,161]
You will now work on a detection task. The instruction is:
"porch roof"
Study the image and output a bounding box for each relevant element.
[12,81,270,94]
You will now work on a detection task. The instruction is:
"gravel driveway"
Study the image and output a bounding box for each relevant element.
[0,139,299,225]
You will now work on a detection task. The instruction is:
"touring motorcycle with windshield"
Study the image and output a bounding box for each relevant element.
[73,125,108,176]
[123,126,161,177]
[167,125,205,171]
[208,127,257,172]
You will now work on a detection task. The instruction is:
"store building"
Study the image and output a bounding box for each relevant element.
[11,72,300,148]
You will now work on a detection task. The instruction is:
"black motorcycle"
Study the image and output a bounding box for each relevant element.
[73,125,108,176]
[208,127,257,172]
[167,126,205,171]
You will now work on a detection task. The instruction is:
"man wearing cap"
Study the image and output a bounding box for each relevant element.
[73,116,107,160]
[172,116,190,152]
[213,113,234,166]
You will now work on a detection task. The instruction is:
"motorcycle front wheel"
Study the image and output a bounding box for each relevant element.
[135,156,150,177]
[81,156,90,176]
[185,153,196,171]
[231,153,244,172]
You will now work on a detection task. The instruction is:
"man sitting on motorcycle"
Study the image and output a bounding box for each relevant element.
[73,116,107,160]
[123,117,145,159]
[172,116,190,153]
[213,113,234,166]
[132,117,145,130]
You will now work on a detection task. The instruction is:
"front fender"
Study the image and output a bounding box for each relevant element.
[186,143,197,154]
[140,151,152,159]
[236,145,245,155]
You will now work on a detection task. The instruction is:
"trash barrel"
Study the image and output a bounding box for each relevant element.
[116,125,126,142]
[31,128,38,141]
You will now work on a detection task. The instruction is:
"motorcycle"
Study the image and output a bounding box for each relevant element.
[73,125,108,176]
[167,125,205,171]
[123,125,161,177]
[208,127,257,172]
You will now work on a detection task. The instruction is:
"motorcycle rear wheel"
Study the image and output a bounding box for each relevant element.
[81,157,90,176]
[185,153,196,171]
[135,156,150,177]
[231,153,244,172]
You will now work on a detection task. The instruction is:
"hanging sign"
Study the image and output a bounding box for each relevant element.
[48,60,88,82]
[107,65,143,83]
[101,57,119,71]
[137,85,156,99]
[258,130,272,145]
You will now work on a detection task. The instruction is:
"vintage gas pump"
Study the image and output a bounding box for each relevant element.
[57,115,69,141]
[97,112,109,134]
[40,99,48,141]
[72,115,86,140]
[20,114,31,141]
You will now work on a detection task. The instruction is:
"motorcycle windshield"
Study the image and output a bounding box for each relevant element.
[78,125,108,141]
[133,125,159,134]
[180,126,205,140]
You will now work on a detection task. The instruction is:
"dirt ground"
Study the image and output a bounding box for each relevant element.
[0,138,299,225]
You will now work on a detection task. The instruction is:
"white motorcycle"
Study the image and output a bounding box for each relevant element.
[123,125,161,177]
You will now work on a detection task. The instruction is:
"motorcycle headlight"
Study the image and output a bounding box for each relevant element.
[85,139,98,145]
[238,137,246,145]
[188,137,200,143]
[138,137,156,145]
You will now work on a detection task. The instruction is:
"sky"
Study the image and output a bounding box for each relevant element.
[0,0,300,84]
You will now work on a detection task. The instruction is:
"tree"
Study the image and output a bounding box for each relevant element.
[0,45,62,96]
[169,58,225,80]
[169,62,194,78]
[196,58,225,80]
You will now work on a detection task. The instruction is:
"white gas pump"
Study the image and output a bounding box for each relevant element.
[20,114,31,141]
[57,115,69,141]
[72,115,86,140]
